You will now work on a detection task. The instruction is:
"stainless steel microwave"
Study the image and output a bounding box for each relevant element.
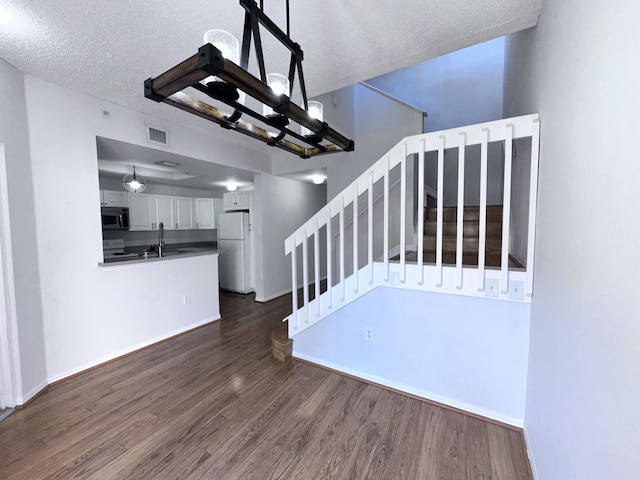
[101,207,130,230]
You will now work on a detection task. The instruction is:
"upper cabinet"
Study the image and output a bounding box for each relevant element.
[223,191,253,211]
[128,194,153,230]
[174,197,194,229]
[195,198,215,229]
[195,198,223,230]
[155,195,175,230]
[129,193,220,231]
[100,190,128,208]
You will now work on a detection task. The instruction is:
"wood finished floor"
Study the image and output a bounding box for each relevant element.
[0,291,532,479]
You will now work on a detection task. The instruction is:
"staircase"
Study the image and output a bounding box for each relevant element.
[284,114,540,337]
[397,205,523,268]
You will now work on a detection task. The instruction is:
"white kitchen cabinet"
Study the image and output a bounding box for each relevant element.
[223,191,253,211]
[128,194,153,230]
[174,197,194,229]
[129,194,175,230]
[195,198,215,229]
[154,195,174,230]
[100,189,128,207]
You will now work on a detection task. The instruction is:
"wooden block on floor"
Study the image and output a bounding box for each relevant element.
[271,328,292,362]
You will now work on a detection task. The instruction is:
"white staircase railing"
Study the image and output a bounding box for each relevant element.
[284,114,540,337]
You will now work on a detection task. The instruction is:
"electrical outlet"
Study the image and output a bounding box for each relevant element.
[365,326,374,341]
[484,278,499,298]
[182,294,191,304]
[508,280,524,300]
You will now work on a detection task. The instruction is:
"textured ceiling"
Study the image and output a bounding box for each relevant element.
[0,0,542,158]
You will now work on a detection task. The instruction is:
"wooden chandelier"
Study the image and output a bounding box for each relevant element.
[144,0,354,158]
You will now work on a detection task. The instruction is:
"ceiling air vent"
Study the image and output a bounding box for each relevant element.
[146,126,168,146]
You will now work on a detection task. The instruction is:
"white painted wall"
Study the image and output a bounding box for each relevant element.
[253,173,326,302]
[293,287,530,425]
[366,37,506,133]
[504,2,640,478]
[327,84,423,200]
[22,76,244,384]
[0,60,47,403]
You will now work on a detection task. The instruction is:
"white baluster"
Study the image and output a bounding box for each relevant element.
[478,128,489,291]
[327,209,333,309]
[340,208,345,301]
[456,132,466,289]
[353,191,359,294]
[368,172,374,285]
[384,155,390,282]
[400,147,407,283]
[291,242,298,330]
[436,136,445,287]
[314,219,321,316]
[526,118,541,296]
[501,124,514,294]
[417,140,425,285]
[303,228,309,324]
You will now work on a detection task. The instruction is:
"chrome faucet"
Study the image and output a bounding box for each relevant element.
[158,222,165,257]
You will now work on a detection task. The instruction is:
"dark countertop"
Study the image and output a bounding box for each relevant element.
[99,243,219,267]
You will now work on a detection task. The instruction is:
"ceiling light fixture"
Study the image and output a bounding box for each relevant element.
[311,175,325,185]
[226,183,238,192]
[144,0,354,159]
[123,166,147,193]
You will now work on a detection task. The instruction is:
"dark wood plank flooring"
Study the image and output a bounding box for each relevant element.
[0,291,532,479]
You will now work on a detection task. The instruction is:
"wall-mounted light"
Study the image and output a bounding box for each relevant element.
[226,183,238,192]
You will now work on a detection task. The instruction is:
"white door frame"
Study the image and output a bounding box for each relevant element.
[0,143,22,408]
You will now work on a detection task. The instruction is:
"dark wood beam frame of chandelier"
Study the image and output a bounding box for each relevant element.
[144,0,354,158]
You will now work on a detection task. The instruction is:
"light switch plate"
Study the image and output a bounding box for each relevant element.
[509,280,525,300]
[484,278,499,298]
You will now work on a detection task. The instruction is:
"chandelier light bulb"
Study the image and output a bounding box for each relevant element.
[263,73,290,117]
[202,30,245,104]
[302,100,324,137]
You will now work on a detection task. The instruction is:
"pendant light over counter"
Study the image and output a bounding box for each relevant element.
[144,0,354,159]
[123,166,147,193]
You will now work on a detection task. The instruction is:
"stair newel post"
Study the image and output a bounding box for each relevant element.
[456,132,467,289]
[526,117,541,296]
[400,143,407,284]
[501,124,514,293]
[302,228,310,324]
[478,128,489,292]
[436,136,445,287]
[327,208,333,309]
[353,187,359,294]
[314,219,321,316]
[383,155,390,282]
[291,239,298,330]
[417,140,426,285]
[368,171,374,286]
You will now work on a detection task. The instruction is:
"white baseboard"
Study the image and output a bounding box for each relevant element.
[523,426,539,479]
[17,378,49,406]
[46,315,220,384]
[255,288,291,303]
[293,351,523,428]
[256,276,328,303]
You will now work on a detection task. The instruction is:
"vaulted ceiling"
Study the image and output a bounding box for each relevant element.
[0,0,543,145]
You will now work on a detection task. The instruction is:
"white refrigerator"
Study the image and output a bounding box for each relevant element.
[218,212,253,294]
